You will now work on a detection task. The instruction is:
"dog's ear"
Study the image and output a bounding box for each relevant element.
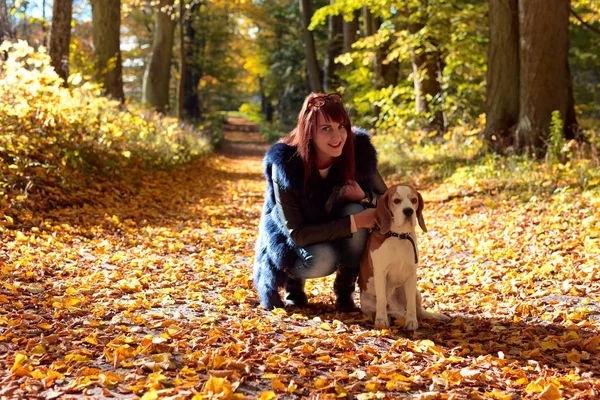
[375,189,392,234]
[416,190,427,232]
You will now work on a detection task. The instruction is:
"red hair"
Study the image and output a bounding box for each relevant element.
[281,93,356,190]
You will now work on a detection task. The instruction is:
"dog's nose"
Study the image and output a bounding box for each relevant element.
[403,208,414,217]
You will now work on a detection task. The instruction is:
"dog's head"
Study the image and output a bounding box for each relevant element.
[375,185,427,234]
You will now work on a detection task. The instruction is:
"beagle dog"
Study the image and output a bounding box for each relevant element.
[359,185,450,330]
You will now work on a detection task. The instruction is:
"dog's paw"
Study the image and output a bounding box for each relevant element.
[374,315,390,328]
[405,317,418,331]
[437,313,452,322]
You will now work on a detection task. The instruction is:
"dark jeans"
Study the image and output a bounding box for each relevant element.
[287,203,368,279]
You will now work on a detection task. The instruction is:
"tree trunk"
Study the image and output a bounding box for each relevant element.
[484,0,519,152]
[343,11,359,53]
[180,2,202,120]
[408,21,444,132]
[516,0,570,154]
[91,0,124,101]
[323,0,342,93]
[177,0,185,119]
[0,1,14,42]
[49,0,73,86]
[143,0,176,113]
[299,0,323,93]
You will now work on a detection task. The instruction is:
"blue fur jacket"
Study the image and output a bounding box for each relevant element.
[253,128,380,309]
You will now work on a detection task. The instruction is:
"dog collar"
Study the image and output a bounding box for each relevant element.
[374,229,418,264]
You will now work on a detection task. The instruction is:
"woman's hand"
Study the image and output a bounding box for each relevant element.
[354,208,376,229]
[344,180,366,202]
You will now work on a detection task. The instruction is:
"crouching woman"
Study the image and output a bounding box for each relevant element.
[253,93,387,311]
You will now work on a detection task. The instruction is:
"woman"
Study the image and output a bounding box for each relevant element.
[253,93,387,311]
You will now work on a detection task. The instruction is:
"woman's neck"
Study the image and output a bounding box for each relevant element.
[316,153,334,169]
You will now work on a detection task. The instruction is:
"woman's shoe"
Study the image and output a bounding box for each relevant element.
[334,265,359,312]
[284,277,308,307]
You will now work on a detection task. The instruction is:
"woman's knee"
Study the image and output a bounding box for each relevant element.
[291,244,340,279]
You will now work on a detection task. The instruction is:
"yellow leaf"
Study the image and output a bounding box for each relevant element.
[566,350,581,363]
[541,341,559,350]
[484,389,512,400]
[140,390,159,400]
[272,378,286,392]
[258,391,277,400]
[315,378,329,389]
[539,384,562,400]
[319,322,331,330]
[11,353,28,371]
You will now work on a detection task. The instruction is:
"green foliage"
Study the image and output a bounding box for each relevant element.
[374,114,600,200]
[0,41,211,211]
[547,111,565,167]
[311,0,487,133]
[238,101,286,143]
[569,1,600,122]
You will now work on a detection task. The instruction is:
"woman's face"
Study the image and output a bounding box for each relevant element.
[312,113,347,168]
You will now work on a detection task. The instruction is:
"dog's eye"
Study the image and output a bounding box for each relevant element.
[411,198,418,204]
[393,198,401,204]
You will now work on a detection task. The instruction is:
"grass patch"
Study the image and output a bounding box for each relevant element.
[373,121,600,200]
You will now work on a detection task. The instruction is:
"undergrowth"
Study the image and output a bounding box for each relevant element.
[0,41,212,220]
[372,116,600,200]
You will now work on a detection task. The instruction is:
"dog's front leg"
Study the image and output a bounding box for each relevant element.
[404,273,418,331]
[373,271,390,328]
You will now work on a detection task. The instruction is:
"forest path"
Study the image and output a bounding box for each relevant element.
[2,119,600,399]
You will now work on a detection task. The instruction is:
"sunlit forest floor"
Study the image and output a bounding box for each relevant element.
[2,118,600,399]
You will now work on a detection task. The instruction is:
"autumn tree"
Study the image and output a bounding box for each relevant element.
[142,0,176,113]
[405,3,445,132]
[91,0,125,101]
[0,0,15,42]
[323,0,342,92]
[485,0,577,154]
[49,0,73,85]
[299,0,323,93]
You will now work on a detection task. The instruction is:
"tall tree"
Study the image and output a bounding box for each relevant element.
[485,0,577,154]
[177,0,186,120]
[515,0,572,152]
[323,0,342,92]
[49,0,73,86]
[342,12,358,53]
[91,0,124,101]
[179,1,202,120]
[0,0,15,42]
[407,11,445,132]
[299,0,323,93]
[484,0,520,152]
[142,0,176,113]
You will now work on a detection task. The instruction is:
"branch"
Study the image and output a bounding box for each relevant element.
[570,7,600,36]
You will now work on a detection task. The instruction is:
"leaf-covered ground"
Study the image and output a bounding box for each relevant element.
[1,119,600,399]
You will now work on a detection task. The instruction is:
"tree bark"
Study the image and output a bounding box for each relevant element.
[516,0,571,153]
[180,2,202,120]
[177,0,185,119]
[0,1,14,42]
[484,0,520,152]
[342,11,359,53]
[49,0,73,86]
[323,0,342,92]
[91,0,124,101]
[142,0,176,113]
[299,0,323,93]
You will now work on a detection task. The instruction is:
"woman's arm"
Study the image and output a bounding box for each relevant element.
[273,166,353,248]
[361,169,388,207]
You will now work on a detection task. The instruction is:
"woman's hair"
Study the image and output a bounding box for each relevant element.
[281,92,356,189]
